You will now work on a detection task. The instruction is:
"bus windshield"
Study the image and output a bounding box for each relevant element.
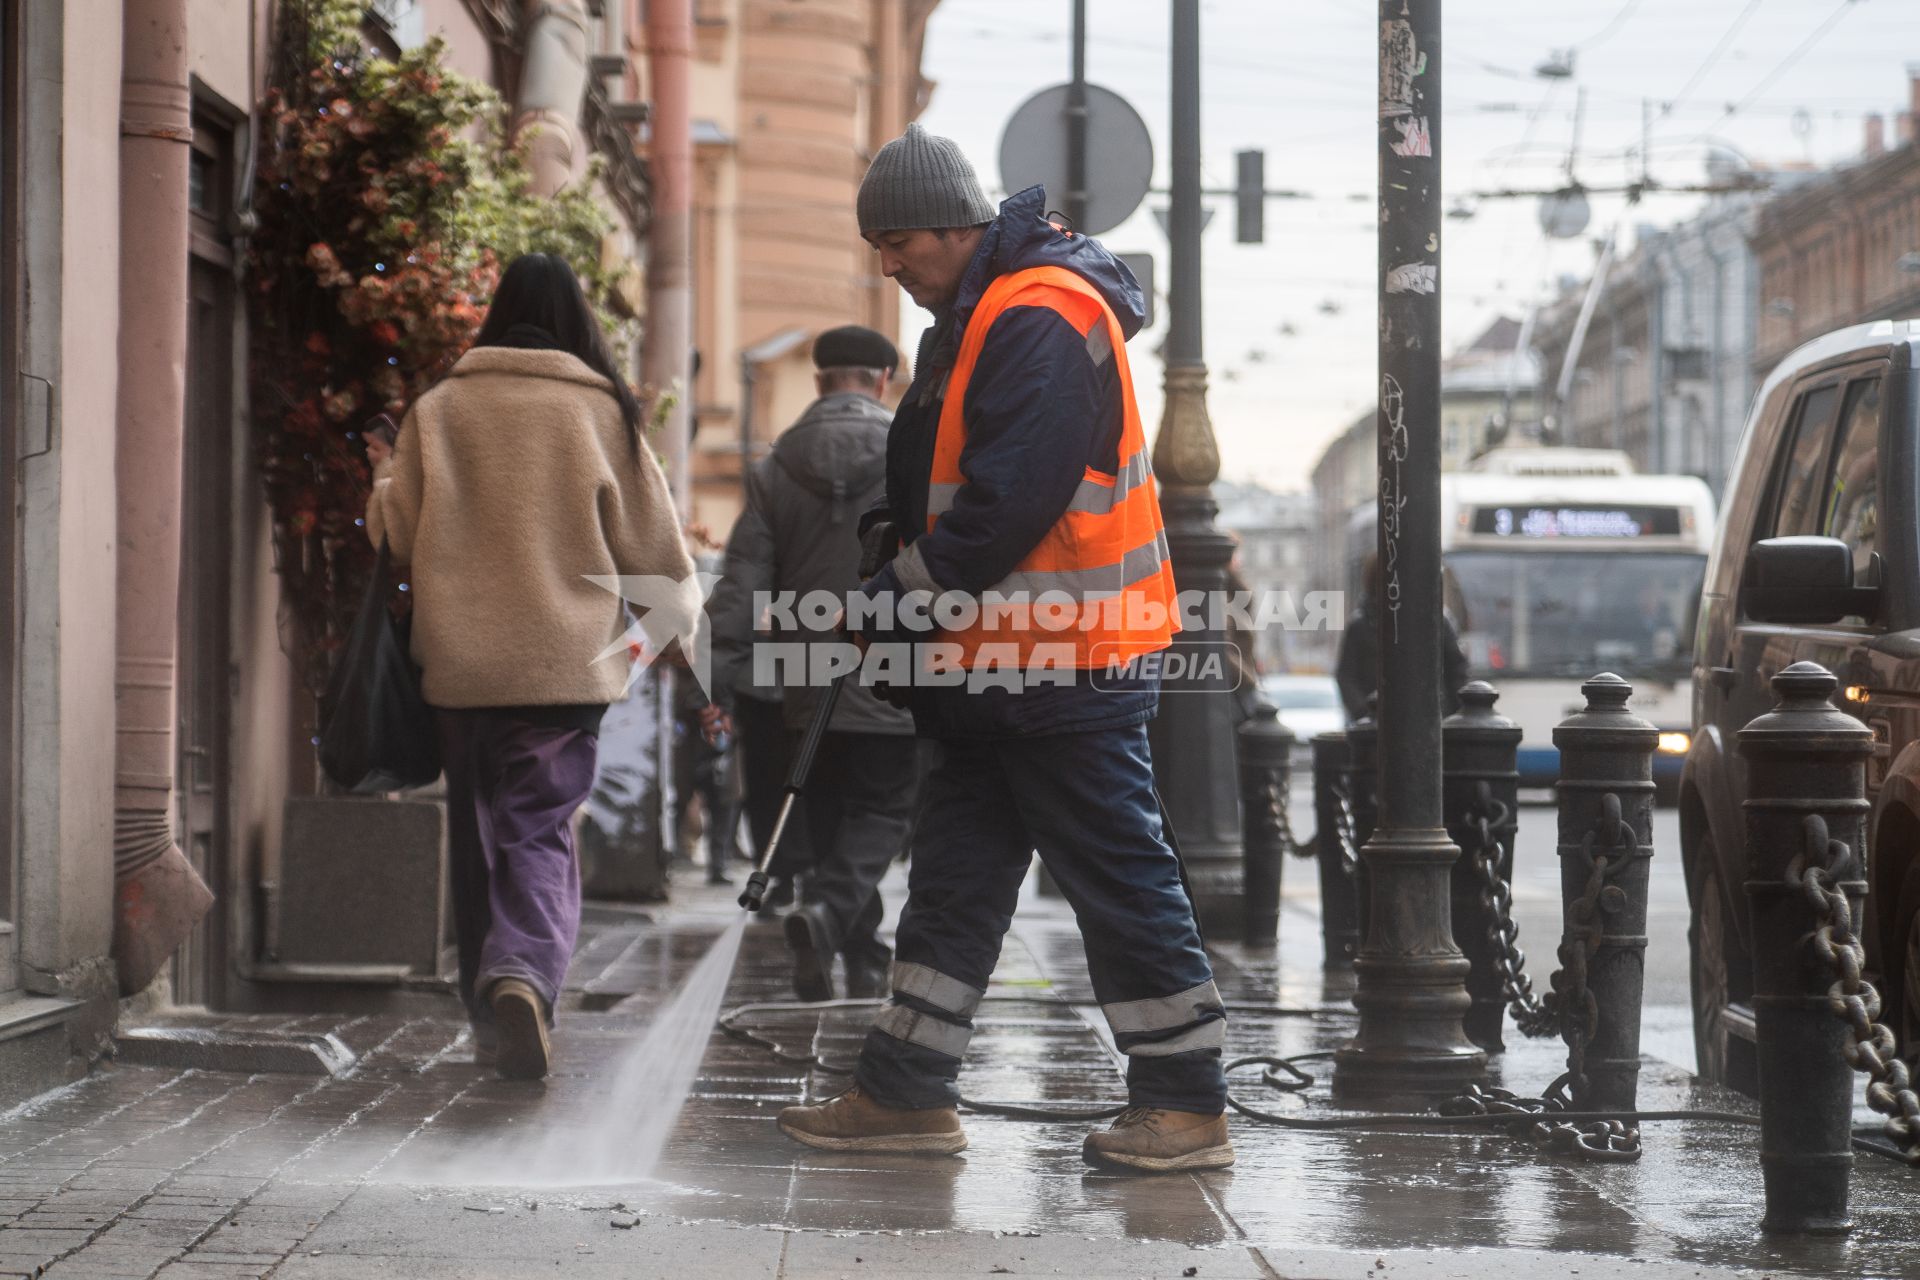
[1446,551,1705,681]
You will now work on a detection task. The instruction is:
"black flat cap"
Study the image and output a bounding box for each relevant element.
[813,325,899,372]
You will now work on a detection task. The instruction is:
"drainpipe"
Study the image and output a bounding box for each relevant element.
[513,0,593,196]
[115,0,214,995]
[645,0,694,518]
[737,326,810,493]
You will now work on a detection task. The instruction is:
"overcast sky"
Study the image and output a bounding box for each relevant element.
[911,0,1918,492]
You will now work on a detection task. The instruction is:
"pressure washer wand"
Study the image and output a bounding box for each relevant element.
[738,670,851,912]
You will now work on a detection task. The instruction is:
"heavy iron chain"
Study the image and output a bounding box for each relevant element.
[1459,781,1558,1039]
[1440,792,1642,1162]
[1326,773,1362,880]
[1787,814,1920,1166]
[1243,758,1312,860]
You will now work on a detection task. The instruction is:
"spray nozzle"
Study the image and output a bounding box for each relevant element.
[738,871,770,913]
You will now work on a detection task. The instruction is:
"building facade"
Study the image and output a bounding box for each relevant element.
[1532,194,1765,497]
[1306,316,1537,616]
[0,0,656,1102]
[1750,78,1920,383]
[680,0,943,535]
[1215,484,1324,674]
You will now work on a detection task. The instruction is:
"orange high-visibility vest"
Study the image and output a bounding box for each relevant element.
[924,265,1176,670]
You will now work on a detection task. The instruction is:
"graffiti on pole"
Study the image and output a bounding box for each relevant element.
[1379,373,1409,645]
[1385,262,1437,295]
[1379,18,1419,119]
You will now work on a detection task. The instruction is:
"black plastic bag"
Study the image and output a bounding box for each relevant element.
[319,540,441,791]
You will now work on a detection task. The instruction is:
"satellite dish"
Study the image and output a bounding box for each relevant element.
[1538,185,1591,240]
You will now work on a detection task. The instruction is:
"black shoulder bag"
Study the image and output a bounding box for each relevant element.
[318,540,441,791]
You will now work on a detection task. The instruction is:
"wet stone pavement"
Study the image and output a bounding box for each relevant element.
[2,874,1919,1279]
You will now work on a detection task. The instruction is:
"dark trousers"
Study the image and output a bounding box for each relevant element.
[438,711,599,1032]
[800,732,917,967]
[854,721,1227,1113]
[734,694,809,878]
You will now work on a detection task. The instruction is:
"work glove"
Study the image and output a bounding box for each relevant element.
[859,519,899,582]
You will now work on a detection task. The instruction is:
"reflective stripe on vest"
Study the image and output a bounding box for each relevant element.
[924,265,1177,669]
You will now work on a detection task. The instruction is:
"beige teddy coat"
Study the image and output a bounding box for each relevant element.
[366,347,694,709]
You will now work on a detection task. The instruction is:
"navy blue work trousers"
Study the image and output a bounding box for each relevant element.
[853,721,1228,1114]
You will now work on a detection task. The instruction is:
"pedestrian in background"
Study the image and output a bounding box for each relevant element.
[778,125,1232,1174]
[706,325,916,1000]
[366,252,694,1082]
[1334,552,1470,724]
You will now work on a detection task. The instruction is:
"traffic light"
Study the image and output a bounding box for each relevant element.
[1235,149,1264,245]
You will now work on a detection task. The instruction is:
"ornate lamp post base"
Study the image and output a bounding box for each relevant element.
[1331,824,1487,1102]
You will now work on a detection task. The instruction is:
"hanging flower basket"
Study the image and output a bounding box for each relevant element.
[249,0,631,697]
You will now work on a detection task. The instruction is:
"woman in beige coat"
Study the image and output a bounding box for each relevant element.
[366,253,693,1080]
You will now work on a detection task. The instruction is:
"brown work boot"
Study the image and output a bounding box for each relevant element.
[489,978,551,1082]
[1082,1107,1234,1173]
[778,1084,968,1154]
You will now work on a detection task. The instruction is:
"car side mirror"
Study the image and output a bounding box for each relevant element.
[1741,536,1878,625]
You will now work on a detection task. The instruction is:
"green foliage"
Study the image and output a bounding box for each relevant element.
[250,0,632,693]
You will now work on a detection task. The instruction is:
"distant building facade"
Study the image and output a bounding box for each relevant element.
[685,0,944,534]
[1306,316,1538,612]
[1749,75,1920,382]
[1532,192,1767,496]
[1532,69,1920,499]
[1215,483,1323,673]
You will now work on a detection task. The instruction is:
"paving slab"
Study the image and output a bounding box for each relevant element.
[0,872,1914,1277]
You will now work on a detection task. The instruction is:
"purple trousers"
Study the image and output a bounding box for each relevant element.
[438,711,599,1032]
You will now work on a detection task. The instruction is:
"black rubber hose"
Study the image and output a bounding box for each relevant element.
[716,997,1766,1135]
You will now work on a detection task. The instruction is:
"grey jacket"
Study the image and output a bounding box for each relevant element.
[707,392,913,736]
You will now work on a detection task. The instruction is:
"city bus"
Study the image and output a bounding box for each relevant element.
[1346,447,1717,794]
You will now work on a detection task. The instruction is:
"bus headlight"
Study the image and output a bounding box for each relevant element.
[1657,731,1691,756]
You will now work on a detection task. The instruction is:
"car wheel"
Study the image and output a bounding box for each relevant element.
[1691,862,1733,1085]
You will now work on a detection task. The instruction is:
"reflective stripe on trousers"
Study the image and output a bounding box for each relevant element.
[869,961,986,1061]
[1102,979,1227,1057]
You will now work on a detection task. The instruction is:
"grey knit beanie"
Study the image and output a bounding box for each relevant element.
[857,122,997,235]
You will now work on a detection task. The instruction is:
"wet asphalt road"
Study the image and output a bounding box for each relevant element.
[1283,778,1696,1074]
[1513,798,1693,1073]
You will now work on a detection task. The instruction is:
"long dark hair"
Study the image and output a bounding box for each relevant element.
[474,253,642,449]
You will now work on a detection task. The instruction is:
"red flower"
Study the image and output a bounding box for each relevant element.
[369,320,401,346]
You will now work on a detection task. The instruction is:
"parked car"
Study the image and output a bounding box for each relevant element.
[1683,318,1920,1093]
[1258,672,1344,748]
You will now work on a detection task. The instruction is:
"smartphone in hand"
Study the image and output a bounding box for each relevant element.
[364,413,397,448]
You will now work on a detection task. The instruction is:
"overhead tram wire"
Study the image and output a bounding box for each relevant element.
[1679,0,1869,147]
[1660,0,1765,120]
[1574,0,1645,49]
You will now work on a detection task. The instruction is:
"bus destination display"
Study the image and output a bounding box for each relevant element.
[1469,504,1683,539]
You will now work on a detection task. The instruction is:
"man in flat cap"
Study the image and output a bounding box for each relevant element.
[776,123,1231,1173]
[706,325,914,1001]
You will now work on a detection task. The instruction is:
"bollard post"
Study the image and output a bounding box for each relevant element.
[1344,710,1379,945]
[1237,704,1295,946]
[1737,662,1872,1235]
[1552,673,1656,1114]
[1443,681,1522,1053]
[1312,730,1361,967]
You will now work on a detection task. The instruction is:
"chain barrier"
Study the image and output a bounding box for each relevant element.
[1326,774,1361,880]
[1459,780,1558,1039]
[1276,790,1309,860]
[1442,791,1643,1162]
[1250,764,1314,861]
[1787,814,1920,1166]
